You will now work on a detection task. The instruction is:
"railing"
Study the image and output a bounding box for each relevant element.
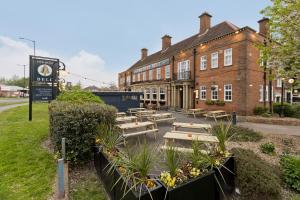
[175,71,191,80]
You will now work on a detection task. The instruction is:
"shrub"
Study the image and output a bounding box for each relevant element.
[49,101,116,163]
[231,148,281,200]
[212,122,231,153]
[205,100,215,105]
[273,102,295,117]
[57,89,103,104]
[212,125,263,142]
[253,106,268,115]
[280,155,300,192]
[292,104,300,119]
[260,142,275,155]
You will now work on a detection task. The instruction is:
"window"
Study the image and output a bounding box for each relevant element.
[126,76,131,84]
[178,60,190,80]
[276,78,282,87]
[137,73,140,82]
[200,55,207,70]
[145,88,150,100]
[259,85,274,102]
[165,65,170,79]
[211,52,218,68]
[211,85,218,100]
[140,88,144,100]
[200,86,206,100]
[224,84,232,101]
[224,48,232,66]
[260,50,264,67]
[149,70,153,80]
[143,72,146,81]
[132,74,136,82]
[160,87,166,101]
[151,88,157,100]
[157,68,161,80]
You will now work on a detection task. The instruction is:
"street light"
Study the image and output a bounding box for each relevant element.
[19,37,36,56]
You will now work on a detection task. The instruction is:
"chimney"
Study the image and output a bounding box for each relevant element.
[258,17,270,36]
[199,12,212,34]
[141,48,148,60]
[162,35,172,51]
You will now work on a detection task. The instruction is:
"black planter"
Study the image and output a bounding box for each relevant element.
[159,170,216,200]
[213,156,235,200]
[114,168,165,200]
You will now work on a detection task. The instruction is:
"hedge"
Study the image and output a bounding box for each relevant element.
[231,148,281,200]
[49,101,117,163]
[273,102,295,117]
[56,89,104,104]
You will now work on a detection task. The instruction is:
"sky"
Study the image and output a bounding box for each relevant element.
[0,0,270,87]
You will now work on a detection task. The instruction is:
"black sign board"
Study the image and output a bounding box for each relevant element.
[32,57,58,83]
[32,86,57,101]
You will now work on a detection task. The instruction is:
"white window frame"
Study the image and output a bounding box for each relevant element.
[224,48,232,66]
[156,68,161,80]
[200,86,206,100]
[137,73,140,82]
[211,52,218,69]
[224,84,232,102]
[143,72,146,81]
[211,85,219,100]
[151,88,157,100]
[165,65,170,79]
[276,78,282,88]
[259,85,274,102]
[149,69,153,81]
[132,74,136,82]
[200,55,207,70]
[145,88,150,100]
[159,87,166,101]
[178,60,190,80]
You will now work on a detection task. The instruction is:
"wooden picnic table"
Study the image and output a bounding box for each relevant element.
[116,112,126,117]
[127,108,146,115]
[116,116,138,123]
[147,113,175,124]
[172,122,212,131]
[135,110,156,120]
[116,121,158,143]
[204,110,231,121]
[186,108,206,118]
[163,131,218,146]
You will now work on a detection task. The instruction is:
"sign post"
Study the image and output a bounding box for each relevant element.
[29,56,65,121]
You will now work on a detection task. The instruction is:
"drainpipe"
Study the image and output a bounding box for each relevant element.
[193,49,197,108]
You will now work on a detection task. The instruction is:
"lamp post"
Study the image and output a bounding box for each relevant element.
[19,37,36,56]
[280,78,285,117]
[288,78,295,104]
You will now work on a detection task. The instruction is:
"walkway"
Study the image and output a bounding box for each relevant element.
[0,103,28,113]
[239,122,300,136]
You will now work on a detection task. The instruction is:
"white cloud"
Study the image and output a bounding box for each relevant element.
[0,36,116,88]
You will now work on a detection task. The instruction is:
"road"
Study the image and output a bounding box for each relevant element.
[0,98,28,113]
[0,98,28,103]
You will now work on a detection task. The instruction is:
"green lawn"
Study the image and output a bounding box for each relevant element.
[0,104,56,200]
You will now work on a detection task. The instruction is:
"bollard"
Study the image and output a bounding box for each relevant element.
[61,138,66,160]
[232,112,237,125]
[57,158,65,198]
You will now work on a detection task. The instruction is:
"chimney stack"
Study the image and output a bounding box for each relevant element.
[141,48,148,60]
[258,17,270,36]
[199,12,212,34]
[162,35,172,51]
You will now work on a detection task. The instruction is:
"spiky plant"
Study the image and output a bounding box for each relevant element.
[165,145,180,177]
[213,122,233,153]
[96,123,123,153]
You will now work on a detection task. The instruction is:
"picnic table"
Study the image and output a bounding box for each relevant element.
[186,108,206,118]
[116,112,126,117]
[116,116,138,124]
[135,110,156,120]
[147,113,175,124]
[163,131,218,146]
[127,108,146,115]
[204,110,231,121]
[116,121,158,144]
[172,122,212,131]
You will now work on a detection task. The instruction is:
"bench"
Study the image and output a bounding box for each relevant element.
[163,132,218,146]
[160,145,208,154]
[123,129,159,138]
[186,109,206,118]
[171,130,211,136]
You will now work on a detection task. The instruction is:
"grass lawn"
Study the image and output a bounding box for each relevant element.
[0,103,56,200]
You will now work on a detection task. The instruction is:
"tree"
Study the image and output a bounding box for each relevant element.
[261,0,300,85]
[0,75,29,88]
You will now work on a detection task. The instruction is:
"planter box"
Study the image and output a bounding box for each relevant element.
[214,156,235,199]
[114,169,165,200]
[159,170,216,200]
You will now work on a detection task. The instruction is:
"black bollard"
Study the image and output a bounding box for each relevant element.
[232,112,237,125]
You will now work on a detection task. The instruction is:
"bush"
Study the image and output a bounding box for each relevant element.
[273,102,295,117]
[231,148,281,200]
[260,142,275,155]
[49,101,117,163]
[280,155,300,192]
[292,104,300,119]
[215,100,225,106]
[253,106,268,115]
[57,89,103,104]
[205,100,215,105]
[212,125,263,142]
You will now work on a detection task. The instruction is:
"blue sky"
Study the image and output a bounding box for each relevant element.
[0,0,270,86]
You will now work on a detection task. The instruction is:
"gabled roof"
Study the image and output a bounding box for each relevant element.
[127,21,240,71]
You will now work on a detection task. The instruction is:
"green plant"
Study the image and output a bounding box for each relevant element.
[231,148,281,200]
[49,101,116,163]
[165,145,181,177]
[96,123,122,153]
[280,155,300,192]
[253,106,268,115]
[212,125,263,142]
[260,142,275,155]
[215,100,225,106]
[261,112,272,117]
[57,89,103,104]
[205,100,215,105]
[212,122,232,153]
[273,102,295,117]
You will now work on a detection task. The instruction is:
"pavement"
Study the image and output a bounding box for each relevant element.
[0,103,28,113]
[0,98,28,103]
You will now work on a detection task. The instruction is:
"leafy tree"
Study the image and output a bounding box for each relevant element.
[0,75,29,88]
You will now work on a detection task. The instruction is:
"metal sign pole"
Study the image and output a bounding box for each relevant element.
[29,56,33,121]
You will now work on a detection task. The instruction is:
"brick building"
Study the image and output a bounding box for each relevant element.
[118,12,282,115]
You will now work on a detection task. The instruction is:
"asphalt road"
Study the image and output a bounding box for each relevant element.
[0,98,28,103]
[0,103,28,113]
